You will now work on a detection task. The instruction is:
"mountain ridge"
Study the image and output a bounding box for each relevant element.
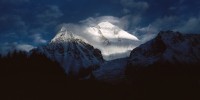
[94,31,200,83]
[32,34,104,78]
[128,30,200,66]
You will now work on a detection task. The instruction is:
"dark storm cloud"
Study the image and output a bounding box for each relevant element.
[0,0,200,54]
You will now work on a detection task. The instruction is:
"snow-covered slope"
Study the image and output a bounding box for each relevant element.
[85,22,140,60]
[33,30,104,77]
[59,21,140,60]
[31,21,139,78]
[128,31,200,66]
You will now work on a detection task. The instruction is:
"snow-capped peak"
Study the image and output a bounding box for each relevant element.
[51,27,75,43]
[50,21,140,60]
[85,21,140,60]
[89,21,139,41]
[97,21,115,29]
[33,35,104,78]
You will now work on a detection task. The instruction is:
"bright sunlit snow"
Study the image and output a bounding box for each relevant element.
[53,21,140,60]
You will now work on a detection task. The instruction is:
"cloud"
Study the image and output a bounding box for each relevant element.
[36,5,63,20]
[131,16,183,43]
[80,16,132,30]
[133,25,158,42]
[15,44,35,52]
[177,17,200,33]
[0,15,28,34]
[35,5,63,28]
[61,15,155,45]
[122,8,131,14]
[134,16,179,36]
[56,16,143,60]
[152,16,179,31]
[0,5,62,55]
[0,42,35,55]
[32,33,47,44]
[0,0,199,56]
[149,15,200,34]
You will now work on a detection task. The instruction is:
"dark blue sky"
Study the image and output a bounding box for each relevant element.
[0,0,200,53]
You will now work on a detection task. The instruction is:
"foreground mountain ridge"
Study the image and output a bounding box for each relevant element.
[94,30,200,83]
[32,31,104,77]
[128,30,200,67]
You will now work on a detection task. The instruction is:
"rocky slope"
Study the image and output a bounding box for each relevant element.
[128,30,200,66]
[32,30,104,78]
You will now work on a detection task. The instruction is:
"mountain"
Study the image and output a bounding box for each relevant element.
[60,21,140,60]
[128,30,200,66]
[94,31,200,84]
[32,30,104,78]
[93,58,128,84]
[31,21,139,78]
[125,31,200,99]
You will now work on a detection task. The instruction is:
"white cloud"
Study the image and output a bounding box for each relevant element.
[56,16,143,60]
[133,25,158,41]
[80,16,132,30]
[15,44,35,52]
[32,33,47,44]
[61,15,155,44]
[57,14,200,59]
[0,42,35,55]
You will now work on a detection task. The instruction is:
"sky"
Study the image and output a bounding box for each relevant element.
[0,0,200,54]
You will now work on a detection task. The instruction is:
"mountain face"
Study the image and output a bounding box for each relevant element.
[31,21,139,78]
[59,21,140,60]
[93,31,200,84]
[86,22,140,60]
[128,31,200,66]
[93,58,128,84]
[32,30,104,77]
[125,31,200,100]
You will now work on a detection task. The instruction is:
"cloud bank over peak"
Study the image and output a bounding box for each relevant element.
[80,16,130,30]
[54,16,142,60]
